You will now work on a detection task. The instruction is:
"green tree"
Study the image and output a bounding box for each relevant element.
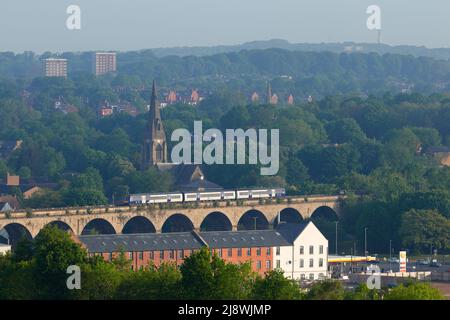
[399,209,450,252]
[180,248,215,300]
[384,282,445,300]
[252,270,303,300]
[33,226,87,299]
[306,280,345,300]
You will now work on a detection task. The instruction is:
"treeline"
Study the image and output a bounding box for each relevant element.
[0,227,444,300]
[2,48,450,97]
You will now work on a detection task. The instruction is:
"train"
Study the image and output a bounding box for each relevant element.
[129,188,286,205]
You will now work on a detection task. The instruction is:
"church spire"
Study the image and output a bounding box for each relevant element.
[141,80,167,169]
[150,80,159,119]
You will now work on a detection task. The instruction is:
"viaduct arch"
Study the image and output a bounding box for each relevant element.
[0,196,343,244]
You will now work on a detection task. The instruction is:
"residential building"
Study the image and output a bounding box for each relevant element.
[424,146,450,167]
[275,222,328,281]
[287,94,294,105]
[0,202,13,212]
[94,52,117,76]
[43,58,68,78]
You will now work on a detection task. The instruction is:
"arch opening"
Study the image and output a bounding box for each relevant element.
[0,223,32,249]
[81,219,116,235]
[162,214,194,233]
[122,216,156,234]
[237,210,269,231]
[273,208,304,228]
[45,221,74,234]
[200,212,232,232]
[310,206,339,221]
[310,206,339,248]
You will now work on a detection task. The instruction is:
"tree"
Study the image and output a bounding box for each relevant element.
[384,282,445,300]
[252,270,303,300]
[180,248,215,300]
[326,118,367,144]
[399,209,450,253]
[345,283,381,300]
[115,263,182,300]
[75,258,122,300]
[33,225,88,299]
[306,280,345,300]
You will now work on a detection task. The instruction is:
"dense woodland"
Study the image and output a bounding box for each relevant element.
[0,49,449,254]
[0,227,444,300]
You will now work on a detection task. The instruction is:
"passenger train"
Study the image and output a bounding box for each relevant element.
[129,188,286,205]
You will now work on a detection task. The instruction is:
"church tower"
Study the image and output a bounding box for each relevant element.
[141,80,168,169]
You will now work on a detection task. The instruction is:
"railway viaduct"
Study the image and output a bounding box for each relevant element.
[0,195,344,246]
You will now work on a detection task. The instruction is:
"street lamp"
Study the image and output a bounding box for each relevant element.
[335,221,339,255]
[389,240,392,273]
[252,217,257,230]
[364,227,368,258]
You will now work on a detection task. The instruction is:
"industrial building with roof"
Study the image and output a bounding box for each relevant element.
[77,221,329,280]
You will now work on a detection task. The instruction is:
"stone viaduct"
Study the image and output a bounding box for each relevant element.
[0,195,344,245]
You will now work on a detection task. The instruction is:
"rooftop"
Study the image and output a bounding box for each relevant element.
[77,224,316,253]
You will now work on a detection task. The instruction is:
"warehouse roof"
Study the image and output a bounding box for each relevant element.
[199,229,290,249]
[78,232,205,253]
[78,224,315,253]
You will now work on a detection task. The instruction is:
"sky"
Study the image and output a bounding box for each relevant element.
[0,0,449,53]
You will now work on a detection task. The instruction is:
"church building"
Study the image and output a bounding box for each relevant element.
[141,81,222,192]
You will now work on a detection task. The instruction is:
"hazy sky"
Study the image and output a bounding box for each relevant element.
[1,0,449,53]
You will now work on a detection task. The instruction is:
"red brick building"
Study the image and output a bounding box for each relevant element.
[78,229,289,276]
[78,223,329,280]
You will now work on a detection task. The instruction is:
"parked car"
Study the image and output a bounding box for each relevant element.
[429,260,442,268]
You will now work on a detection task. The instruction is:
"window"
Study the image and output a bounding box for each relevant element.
[276,260,281,268]
[129,252,133,260]
[256,261,262,270]
[170,250,175,259]
[300,274,306,280]
[299,246,304,255]
[299,259,304,268]
[247,248,251,256]
[319,273,325,280]
[139,252,143,260]
[218,249,222,258]
[256,248,261,256]
[156,143,164,162]
[319,245,324,254]
[276,247,280,256]
[149,251,154,259]
[228,248,232,257]
[266,260,271,269]
[309,259,314,268]
[266,247,271,256]
[178,250,183,259]
[309,245,314,255]
[309,273,315,280]
[237,248,242,257]
[109,253,113,262]
[319,258,324,267]
[159,250,164,259]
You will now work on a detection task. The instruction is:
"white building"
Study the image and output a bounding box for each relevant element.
[274,222,328,281]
